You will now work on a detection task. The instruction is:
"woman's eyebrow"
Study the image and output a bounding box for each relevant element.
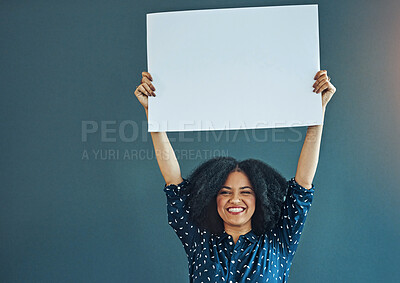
[221,186,253,189]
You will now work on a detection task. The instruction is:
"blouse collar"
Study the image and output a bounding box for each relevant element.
[215,230,259,244]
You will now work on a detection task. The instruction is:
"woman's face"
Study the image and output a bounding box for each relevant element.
[216,171,256,231]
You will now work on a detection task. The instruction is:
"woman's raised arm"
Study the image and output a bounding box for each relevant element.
[295,70,336,189]
[135,71,183,186]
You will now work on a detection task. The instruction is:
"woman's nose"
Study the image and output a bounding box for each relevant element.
[229,193,241,204]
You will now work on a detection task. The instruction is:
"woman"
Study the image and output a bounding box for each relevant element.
[134,70,336,283]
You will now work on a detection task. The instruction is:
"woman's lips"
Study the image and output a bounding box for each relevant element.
[227,207,245,215]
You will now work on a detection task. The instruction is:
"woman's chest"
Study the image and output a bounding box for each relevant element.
[189,234,289,283]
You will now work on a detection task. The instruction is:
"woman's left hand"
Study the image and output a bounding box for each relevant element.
[313,70,336,109]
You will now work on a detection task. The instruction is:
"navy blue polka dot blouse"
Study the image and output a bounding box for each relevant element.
[163,177,315,283]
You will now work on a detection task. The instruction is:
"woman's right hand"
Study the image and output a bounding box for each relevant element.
[134,71,156,110]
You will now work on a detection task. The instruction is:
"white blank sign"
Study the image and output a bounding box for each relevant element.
[146,5,322,132]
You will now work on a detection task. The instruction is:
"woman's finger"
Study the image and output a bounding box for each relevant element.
[142,82,155,96]
[134,85,142,97]
[313,73,328,88]
[314,70,327,80]
[142,71,153,81]
[315,81,329,94]
[314,77,329,91]
[137,84,151,97]
[134,86,141,97]
[142,76,156,91]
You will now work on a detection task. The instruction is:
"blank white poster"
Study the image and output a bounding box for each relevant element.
[146,4,322,132]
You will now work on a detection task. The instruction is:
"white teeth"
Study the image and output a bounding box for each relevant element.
[228,207,245,212]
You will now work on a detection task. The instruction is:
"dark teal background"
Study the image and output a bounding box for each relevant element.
[1,0,399,282]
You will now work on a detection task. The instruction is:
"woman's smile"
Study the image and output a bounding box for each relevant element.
[227,206,246,214]
[217,171,256,230]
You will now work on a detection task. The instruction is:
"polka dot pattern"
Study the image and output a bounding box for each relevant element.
[163,177,315,282]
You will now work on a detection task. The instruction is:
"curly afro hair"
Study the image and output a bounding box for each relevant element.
[186,156,288,236]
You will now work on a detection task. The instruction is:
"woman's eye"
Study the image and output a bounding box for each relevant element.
[219,191,229,195]
[242,191,252,194]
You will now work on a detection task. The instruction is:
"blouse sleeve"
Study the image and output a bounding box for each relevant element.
[163,178,199,257]
[274,177,315,261]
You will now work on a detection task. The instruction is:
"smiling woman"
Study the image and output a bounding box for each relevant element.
[185,157,287,239]
[216,170,256,243]
[134,70,336,282]
[163,157,314,282]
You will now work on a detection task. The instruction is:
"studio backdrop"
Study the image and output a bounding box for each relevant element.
[1,0,399,282]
